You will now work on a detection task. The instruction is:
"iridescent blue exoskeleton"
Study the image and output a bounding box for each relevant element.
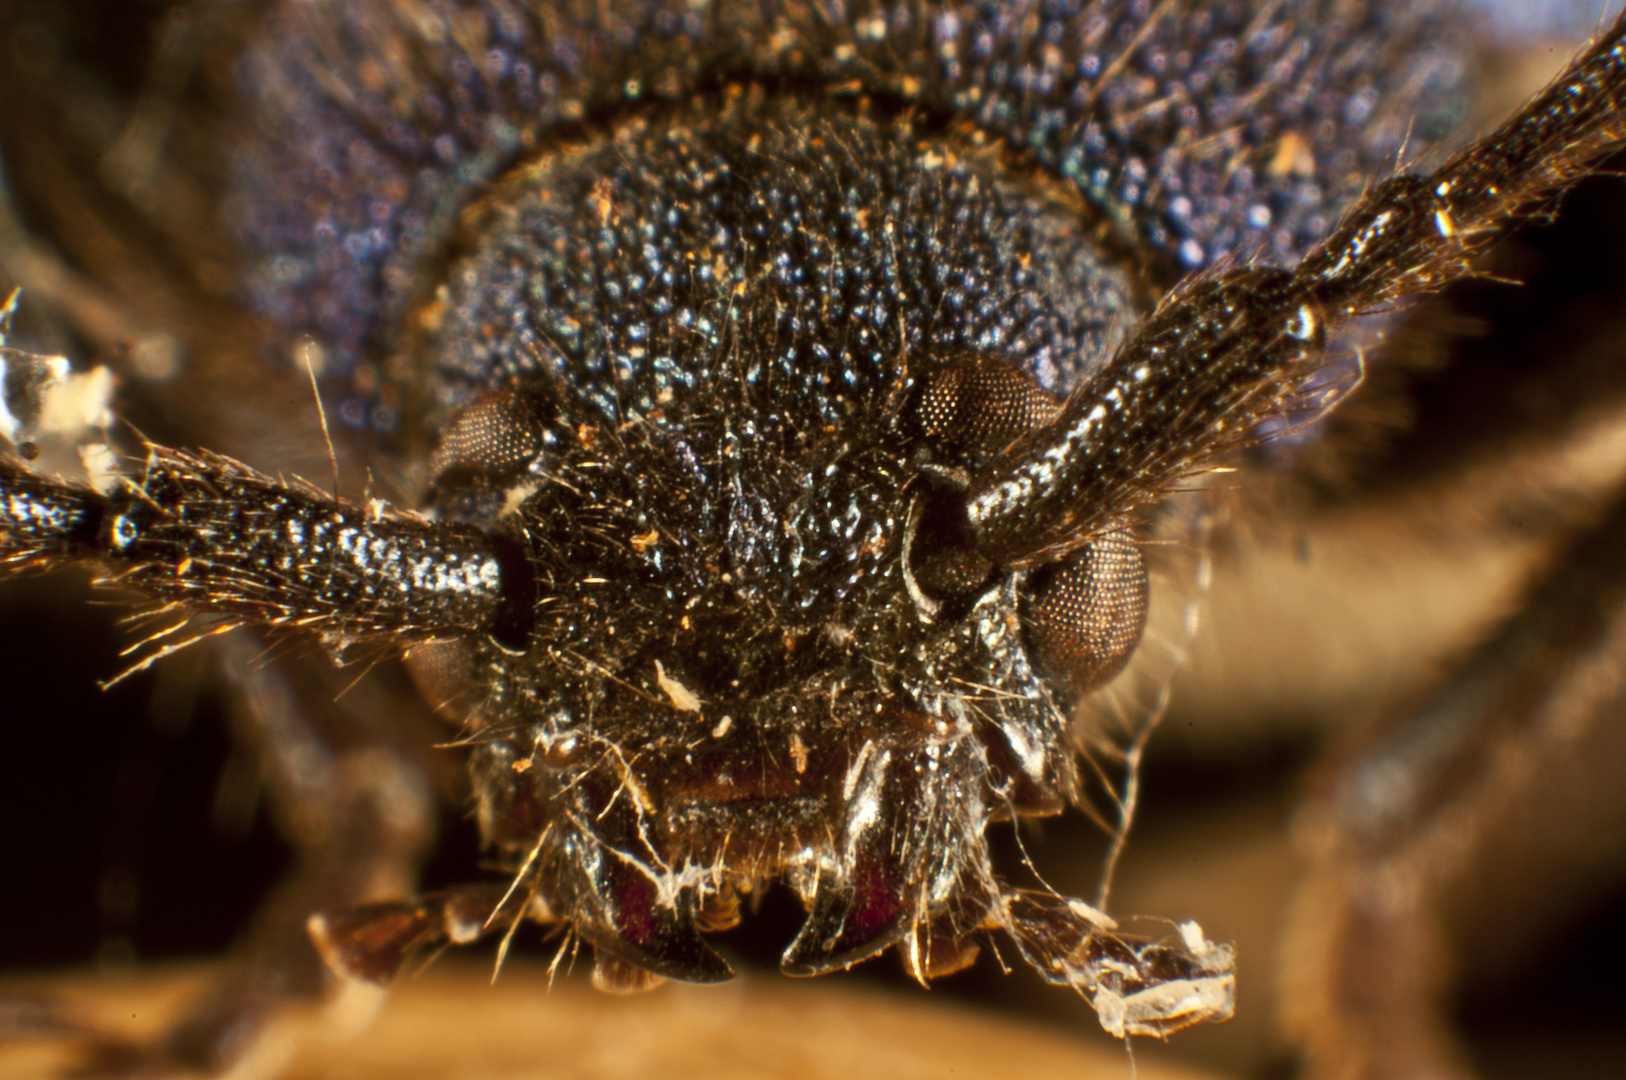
[2,2,1625,1076]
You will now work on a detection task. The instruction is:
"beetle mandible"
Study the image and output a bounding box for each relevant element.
[3,1,1626,1075]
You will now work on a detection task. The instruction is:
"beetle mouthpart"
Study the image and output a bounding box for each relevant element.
[779,866,916,976]
[307,885,515,986]
[554,795,734,983]
[562,854,735,984]
[1004,892,1236,1039]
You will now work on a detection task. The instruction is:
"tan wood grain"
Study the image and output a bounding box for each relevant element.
[0,963,1236,1080]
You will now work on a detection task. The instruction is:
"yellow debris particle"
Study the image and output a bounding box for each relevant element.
[1268,131,1316,179]
[655,660,704,712]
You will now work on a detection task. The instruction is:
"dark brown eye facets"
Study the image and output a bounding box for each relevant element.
[966,266,1309,564]
[13,0,1626,1060]
[1023,528,1148,693]
[916,356,1064,458]
[227,0,1468,1021]
[181,0,1487,1035]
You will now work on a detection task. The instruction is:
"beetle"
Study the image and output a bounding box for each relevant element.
[2,1,1625,1077]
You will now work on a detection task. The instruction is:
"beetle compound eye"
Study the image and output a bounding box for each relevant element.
[420,388,544,652]
[428,387,547,492]
[404,638,480,723]
[1022,529,1149,694]
[915,357,1063,464]
[905,358,1068,616]
[20,0,1626,1061]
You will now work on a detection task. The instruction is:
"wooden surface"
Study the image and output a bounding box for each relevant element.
[0,963,1236,1080]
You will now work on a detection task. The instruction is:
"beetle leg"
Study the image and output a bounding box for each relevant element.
[64,634,446,1076]
[1283,486,1626,1080]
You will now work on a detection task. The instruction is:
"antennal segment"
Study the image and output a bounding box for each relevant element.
[0,446,515,647]
[966,9,1626,567]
